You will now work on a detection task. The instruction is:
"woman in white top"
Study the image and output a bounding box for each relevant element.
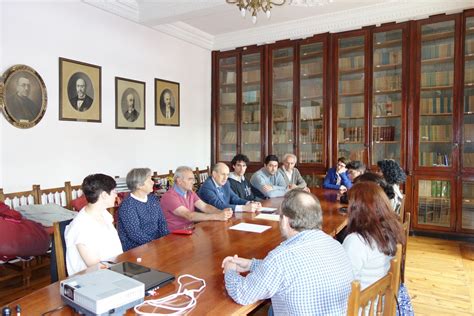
[65,174,123,275]
[343,182,405,289]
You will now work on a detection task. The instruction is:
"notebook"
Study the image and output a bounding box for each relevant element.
[109,262,175,292]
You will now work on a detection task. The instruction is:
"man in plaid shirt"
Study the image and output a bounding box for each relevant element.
[222,189,354,315]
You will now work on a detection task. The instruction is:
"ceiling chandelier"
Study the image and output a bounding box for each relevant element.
[226,0,334,24]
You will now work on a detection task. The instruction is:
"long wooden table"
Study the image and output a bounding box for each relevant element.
[8,188,347,315]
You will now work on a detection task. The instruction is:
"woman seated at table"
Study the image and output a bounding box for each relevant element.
[342,182,405,289]
[377,159,406,215]
[65,174,123,275]
[118,168,169,251]
[323,157,351,192]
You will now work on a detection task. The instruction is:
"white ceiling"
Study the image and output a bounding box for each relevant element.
[83,0,474,50]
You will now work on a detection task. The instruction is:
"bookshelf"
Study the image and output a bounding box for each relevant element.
[299,41,325,164]
[372,27,405,165]
[335,32,367,162]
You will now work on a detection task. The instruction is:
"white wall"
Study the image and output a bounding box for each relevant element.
[0,1,212,192]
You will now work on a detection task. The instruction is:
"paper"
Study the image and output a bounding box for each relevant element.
[229,223,271,233]
[259,207,277,214]
[255,214,280,221]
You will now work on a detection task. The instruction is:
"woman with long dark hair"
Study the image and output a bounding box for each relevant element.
[342,181,405,289]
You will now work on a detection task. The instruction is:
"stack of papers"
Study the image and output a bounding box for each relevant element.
[229,223,271,233]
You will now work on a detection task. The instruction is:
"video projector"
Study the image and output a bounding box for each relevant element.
[60,269,144,315]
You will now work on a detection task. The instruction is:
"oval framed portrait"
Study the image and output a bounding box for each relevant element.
[0,64,47,128]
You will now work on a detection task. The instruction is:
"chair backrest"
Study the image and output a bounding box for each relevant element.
[51,219,73,282]
[152,170,174,191]
[194,166,210,191]
[37,184,69,207]
[347,244,402,316]
[398,194,406,222]
[0,186,40,209]
[401,212,410,283]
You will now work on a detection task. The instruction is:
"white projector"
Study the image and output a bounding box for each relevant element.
[60,269,144,315]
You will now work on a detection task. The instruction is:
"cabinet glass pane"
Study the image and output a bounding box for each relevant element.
[218,56,237,161]
[463,17,474,167]
[372,29,403,164]
[272,47,294,158]
[417,179,451,227]
[337,36,365,161]
[462,181,474,230]
[419,21,455,167]
[242,53,262,162]
[299,42,324,163]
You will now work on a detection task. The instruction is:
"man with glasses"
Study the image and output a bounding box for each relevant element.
[7,76,41,121]
[323,157,352,192]
[161,166,233,232]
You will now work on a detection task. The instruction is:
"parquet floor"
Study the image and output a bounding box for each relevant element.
[1,236,473,314]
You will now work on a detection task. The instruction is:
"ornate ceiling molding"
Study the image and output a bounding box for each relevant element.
[212,1,473,50]
[154,22,215,50]
[83,0,139,22]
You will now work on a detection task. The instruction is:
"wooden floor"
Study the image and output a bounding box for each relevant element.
[1,236,473,314]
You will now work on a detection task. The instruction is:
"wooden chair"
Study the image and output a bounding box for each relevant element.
[401,212,410,284]
[347,244,402,316]
[51,219,73,282]
[0,186,40,209]
[152,170,174,190]
[194,166,210,191]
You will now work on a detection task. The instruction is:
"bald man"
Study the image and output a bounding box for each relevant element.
[198,163,261,212]
[69,77,93,112]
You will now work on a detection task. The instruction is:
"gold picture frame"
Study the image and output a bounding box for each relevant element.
[0,64,47,129]
[115,77,146,130]
[59,57,101,122]
[155,78,179,126]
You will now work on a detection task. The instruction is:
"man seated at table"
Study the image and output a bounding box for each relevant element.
[278,153,310,192]
[221,189,354,315]
[323,156,352,192]
[250,155,288,198]
[228,154,255,201]
[161,166,233,231]
[198,162,260,212]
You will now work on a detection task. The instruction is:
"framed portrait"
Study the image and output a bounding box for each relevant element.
[0,64,47,128]
[155,78,179,126]
[115,77,145,130]
[59,57,101,122]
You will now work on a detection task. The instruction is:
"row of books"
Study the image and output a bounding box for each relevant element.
[419,180,451,198]
[301,62,322,75]
[273,130,294,144]
[222,131,237,144]
[374,75,401,91]
[244,151,261,162]
[273,107,292,121]
[301,105,322,120]
[243,70,260,82]
[421,70,454,87]
[221,92,236,105]
[467,40,474,55]
[338,149,364,161]
[419,152,450,166]
[373,126,396,142]
[220,110,235,124]
[339,102,364,117]
[300,151,323,163]
[463,153,474,167]
[339,55,364,70]
[419,125,452,142]
[339,79,364,94]
[242,131,261,144]
[466,68,474,83]
[463,95,474,113]
[337,127,364,142]
[421,42,454,60]
[273,64,293,79]
[420,95,453,114]
[373,99,398,116]
[300,127,323,143]
[222,71,236,84]
[464,124,474,141]
[373,50,401,66]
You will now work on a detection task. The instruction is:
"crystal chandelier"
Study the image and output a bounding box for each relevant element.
[226,0,286,24]
[226,0,334,24]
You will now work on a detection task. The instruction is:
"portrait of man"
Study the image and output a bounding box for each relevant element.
[6,75,42,122]
[68,74,94,112]
[160,89,175,119]
[122,91,139,122]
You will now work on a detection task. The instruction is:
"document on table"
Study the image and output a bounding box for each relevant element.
[259,207,277,214]
[255,213,280,221]
[229,223,272,233]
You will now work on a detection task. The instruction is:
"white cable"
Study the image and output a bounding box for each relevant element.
[134,274,206,315]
